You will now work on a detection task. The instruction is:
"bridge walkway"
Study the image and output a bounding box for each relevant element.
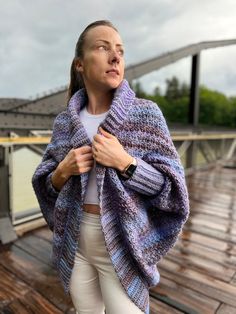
[0,164,236,314]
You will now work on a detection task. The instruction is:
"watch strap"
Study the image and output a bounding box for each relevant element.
[120,157,137,178]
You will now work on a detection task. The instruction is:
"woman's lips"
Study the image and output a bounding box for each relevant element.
[106,69,119,75]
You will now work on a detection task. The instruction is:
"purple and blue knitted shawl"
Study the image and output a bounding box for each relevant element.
[32,79,189,314]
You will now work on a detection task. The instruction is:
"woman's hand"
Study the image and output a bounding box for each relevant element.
[51,145,94,191]
[92,127,132,172]
[60,146,94,177]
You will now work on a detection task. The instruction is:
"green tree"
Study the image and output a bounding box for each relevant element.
[132,77,236,128]
[132,81,147,98]
[153,85,162,97]
[179,82,189,98]
[229,96,236,127]
[199,86,234,126]
[165,76,180,101]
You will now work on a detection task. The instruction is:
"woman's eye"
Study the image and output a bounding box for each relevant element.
[118,49,124,56]
[98,45,108,51]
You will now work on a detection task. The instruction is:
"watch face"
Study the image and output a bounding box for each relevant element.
[126,164,137,177]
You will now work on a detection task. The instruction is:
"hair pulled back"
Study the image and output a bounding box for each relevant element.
[67,20,118,104]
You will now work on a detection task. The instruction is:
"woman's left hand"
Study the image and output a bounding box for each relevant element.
[92,127,132,171]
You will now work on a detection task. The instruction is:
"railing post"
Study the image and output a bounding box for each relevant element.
[186,141,197,169]
[189,53,200,129]
[0,146,17,244]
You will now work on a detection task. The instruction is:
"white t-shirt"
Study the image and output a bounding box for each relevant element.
[80,106,109,205]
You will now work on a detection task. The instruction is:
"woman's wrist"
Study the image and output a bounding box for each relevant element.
[51,162,71,190]
[57,161,71,180]
[116,154,134,172]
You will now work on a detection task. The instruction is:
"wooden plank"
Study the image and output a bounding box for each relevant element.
[0,262,68,314]
[185,217,236,236]
[184,224,236,244]
[150,296,184,314]
[15,218,47,237]
[0,137,50,145]
[166,248,235,282]
[188,213,236,230]
[230,273,236,287]
[150,276,219,314]
[15,233,53,266]
[189,206,236,221]
[189,170,236,180]
[190,197,233,210]
[216,304,236,314]
[191,186,235,195]
[187,175,235,188]
[65,308,77,314]
[190,199,235,215]
[173,241,236,270]
[0,264,29,302]
[172,133,236,141]
[0,133,235,145]
[0,244,73,313]
[0,164,234,314]
[180,230,236,254]
[188,186,235,197]
[190,189,233,201]
[32,226,53,242]
[158,259,236,306]
[0,290,64,314]
[190,194,233,206]
[189,198,230,213]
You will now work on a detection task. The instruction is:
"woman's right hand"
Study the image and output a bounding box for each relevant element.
[51,145,94,191]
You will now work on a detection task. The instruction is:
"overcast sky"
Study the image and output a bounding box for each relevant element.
[1,0,236,100]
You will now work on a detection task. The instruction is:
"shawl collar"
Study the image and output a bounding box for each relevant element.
[66,79,135,206]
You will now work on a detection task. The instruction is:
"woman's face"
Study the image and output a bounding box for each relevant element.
[76,25,125,93]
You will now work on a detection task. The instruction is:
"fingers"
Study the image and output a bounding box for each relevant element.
[93,132,119,147]
[87,145,99,157]
[72,159,94,175]
[72,146,93,160]
[74,145,92,154]
[99,127,114,138]
[60,146,91,176]
[93,134,103,143]
[79,151,94,161]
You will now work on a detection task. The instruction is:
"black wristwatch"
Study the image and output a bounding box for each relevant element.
[120,158,137,179]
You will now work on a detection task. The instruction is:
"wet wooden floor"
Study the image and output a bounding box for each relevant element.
[0,164,236,314]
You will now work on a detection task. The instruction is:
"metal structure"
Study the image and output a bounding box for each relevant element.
[125,39,236,128]
[1,39,236,136]
[0,145,17,244]
[0,39,236,244]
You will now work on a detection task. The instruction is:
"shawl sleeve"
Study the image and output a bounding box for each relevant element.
[122,100,189,240]
[31,111,72,231]
[118,157,165,195]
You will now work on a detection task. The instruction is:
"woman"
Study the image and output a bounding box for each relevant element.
[32,20,189,314]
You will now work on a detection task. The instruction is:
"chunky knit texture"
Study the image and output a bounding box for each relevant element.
[32,79,189,314]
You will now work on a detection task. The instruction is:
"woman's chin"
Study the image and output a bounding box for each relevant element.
[84,77,124,93]
[105,77,123,90]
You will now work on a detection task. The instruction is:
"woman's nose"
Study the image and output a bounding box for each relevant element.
[109,50,120,64]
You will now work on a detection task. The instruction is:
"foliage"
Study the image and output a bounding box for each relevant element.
[133,77,236,128]
[199,86,235,127]
[131,81,147,98]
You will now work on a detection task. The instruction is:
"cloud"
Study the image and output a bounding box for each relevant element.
[0,0,235,98]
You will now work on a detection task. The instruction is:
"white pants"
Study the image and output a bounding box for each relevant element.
[69,211,144,314]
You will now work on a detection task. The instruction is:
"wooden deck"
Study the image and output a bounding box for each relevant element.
[0,164,236,314]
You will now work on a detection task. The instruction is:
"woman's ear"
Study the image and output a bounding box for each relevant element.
[75,59,83,73]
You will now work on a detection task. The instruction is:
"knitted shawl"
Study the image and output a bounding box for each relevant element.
[32,79,189,314]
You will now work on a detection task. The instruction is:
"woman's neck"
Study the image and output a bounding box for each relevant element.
[86,88,114,115]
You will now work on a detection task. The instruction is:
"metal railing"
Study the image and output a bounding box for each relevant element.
[0,132,235,243]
